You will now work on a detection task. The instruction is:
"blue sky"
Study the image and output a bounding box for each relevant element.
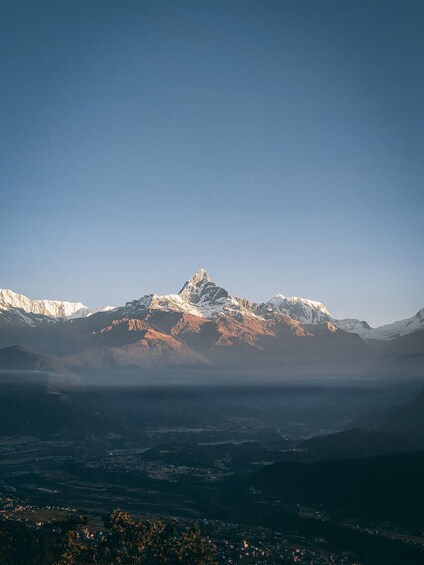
[1,0,423,326]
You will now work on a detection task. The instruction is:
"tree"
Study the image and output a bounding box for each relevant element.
[0,510,217,564]
[0,519,49,565]
[94,509,216,564]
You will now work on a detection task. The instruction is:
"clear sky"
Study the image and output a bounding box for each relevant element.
[1,0,423,326]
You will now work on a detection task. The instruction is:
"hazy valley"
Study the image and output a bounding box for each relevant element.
[1,271,424,563]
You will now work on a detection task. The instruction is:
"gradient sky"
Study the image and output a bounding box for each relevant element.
[1,0,423,326]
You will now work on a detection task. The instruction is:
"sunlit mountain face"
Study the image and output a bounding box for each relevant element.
[0,269,422,382]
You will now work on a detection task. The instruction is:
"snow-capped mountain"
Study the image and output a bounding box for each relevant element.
[334,309,424,340]
[0,288,89,318]
[0,269,422,377]
[123,269,259,321]
[0,288,114,326]
[264,294,424,341]
[1,270,422,341]
[265,294,332,324]
[122,269,423,341]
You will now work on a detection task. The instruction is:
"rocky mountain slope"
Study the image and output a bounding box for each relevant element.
[0,269,422,376]
[2,269,422,339]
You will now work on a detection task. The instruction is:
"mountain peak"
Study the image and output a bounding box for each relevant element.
[178,269,229,306]
[266,294,332,324]
[178,268,211,296]
[189,268,211,284]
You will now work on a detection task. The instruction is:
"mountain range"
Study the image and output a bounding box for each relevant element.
[0,288,114,324]
[0,269,423,379]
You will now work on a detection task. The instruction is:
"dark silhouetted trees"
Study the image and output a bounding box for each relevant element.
[0,510,216,564]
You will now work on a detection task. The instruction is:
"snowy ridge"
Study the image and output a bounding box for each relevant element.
[0,288,114,324]
[2,271,423,340]
[124,293,203,317]
[124,269,424,341]
[335,309,424,340]
[0,288,87,318]
[266,294,332,324]
[123,269,333,323]
[123,269,262,322]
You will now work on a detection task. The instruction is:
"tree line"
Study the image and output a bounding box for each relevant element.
[0,509,216,564]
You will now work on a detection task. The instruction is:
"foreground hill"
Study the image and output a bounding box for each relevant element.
[354,389,424,445]
[0,345,67,374]
[249,450,424,528]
